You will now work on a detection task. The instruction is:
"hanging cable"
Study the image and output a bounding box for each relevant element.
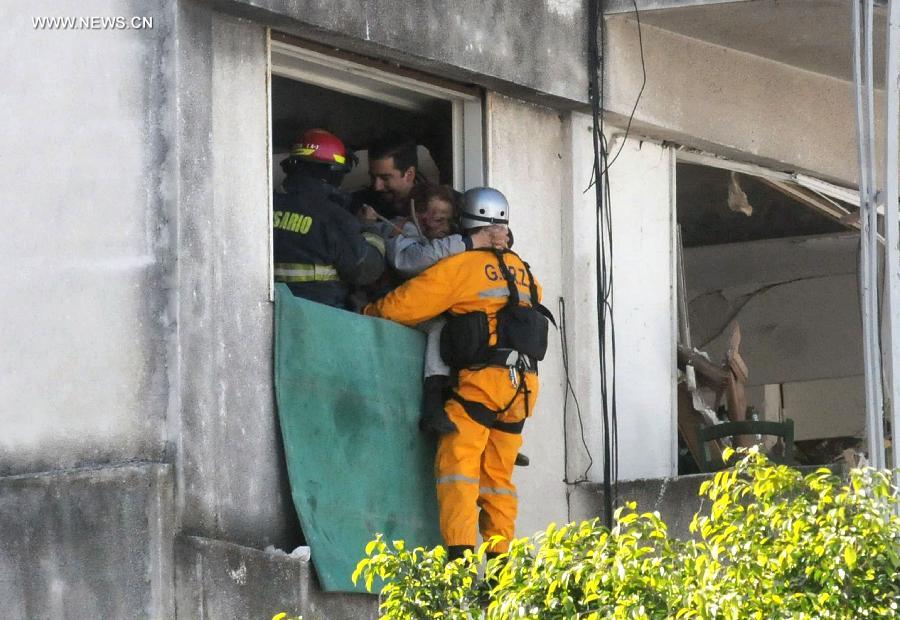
[588,0,622,528]
[585,0,647,193]
[559,296,594,485]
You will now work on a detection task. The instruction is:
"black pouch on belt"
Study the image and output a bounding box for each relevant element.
[496,304,549,361]
[440,311,490,368]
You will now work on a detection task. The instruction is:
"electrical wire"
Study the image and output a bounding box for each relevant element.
[602,0,646,175]
[585,0,647,194]
[559,296,594,485]
[588,0,621,528]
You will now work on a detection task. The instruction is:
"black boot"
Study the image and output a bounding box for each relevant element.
[420,375,457,435]
[514,452,530,467]
[447,544,474,561]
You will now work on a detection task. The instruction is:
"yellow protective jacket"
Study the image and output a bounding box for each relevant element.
[364,249,543,344]
[365,248,543,550]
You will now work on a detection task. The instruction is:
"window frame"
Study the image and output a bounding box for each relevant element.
[267,31,486,300]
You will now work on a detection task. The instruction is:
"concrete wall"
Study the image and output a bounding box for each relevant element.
[0,0,302,553]
[604,16,878,186]
[0,465,175,619]
[218,0,588,107]
[685,234,865,441]
[173,4,299,548]
[485,93,569,536]
[176,536,378,619]
[4,1,868,606]
[559,121,679,483]
[560,112,605,489]
[685,234,862,384]
[0,1,173,475]
[486,101,677,517]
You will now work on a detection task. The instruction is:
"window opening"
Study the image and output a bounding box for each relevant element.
[674,153,867,473]
[268,34,484,300]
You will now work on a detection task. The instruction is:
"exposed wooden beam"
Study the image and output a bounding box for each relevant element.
[755,176,857,230]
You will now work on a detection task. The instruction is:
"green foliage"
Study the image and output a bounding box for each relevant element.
[354,449,900,619]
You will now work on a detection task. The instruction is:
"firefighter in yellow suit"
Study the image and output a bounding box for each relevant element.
[365,187,545,560]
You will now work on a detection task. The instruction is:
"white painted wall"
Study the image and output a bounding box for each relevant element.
[559,122,680,483]
[560,113,604,488]
[486,93,569,534]
[487,111,678,522]
[604,135,677,480]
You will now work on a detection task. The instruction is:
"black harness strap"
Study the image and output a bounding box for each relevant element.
[493,250,520,308]
[493,250,556,328]
[444,250,540,433]
[449,392,526,435]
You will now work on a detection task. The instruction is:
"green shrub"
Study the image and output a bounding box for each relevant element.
[354,449,900,619]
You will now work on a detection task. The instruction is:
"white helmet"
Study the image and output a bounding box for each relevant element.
[460,187,509,230]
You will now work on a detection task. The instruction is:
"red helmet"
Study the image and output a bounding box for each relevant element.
[289,128,352,171]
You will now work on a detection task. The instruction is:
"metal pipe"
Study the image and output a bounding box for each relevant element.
[866,0,887,470]
[885,0,900,491]
[854,0,886,468]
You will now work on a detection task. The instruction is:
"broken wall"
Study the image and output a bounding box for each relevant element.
[685,234,865,441]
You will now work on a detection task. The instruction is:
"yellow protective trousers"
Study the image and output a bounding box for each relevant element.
[435,366,539,552]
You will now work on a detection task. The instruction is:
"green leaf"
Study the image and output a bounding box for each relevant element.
[844,545,857,569]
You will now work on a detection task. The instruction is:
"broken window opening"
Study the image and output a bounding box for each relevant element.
[674,155,868,474]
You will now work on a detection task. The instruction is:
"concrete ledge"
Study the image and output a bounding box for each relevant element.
[0,463,175,619]
[569,474,711,540]
[175,535,378,620]
[570,465,840,540]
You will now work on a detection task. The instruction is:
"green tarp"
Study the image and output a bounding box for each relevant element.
[274,284,442,592]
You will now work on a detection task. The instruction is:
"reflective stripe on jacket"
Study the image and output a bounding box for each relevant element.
[363,249,542,343]
[273,262,339,283]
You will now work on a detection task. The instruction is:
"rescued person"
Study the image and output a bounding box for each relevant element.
[386,183,507,434]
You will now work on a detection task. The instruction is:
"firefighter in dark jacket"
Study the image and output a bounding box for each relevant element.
[274,129,385,308]
[365,187,550,560]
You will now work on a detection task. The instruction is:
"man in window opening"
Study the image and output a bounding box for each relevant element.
[352,132,420,222]
[365,187,550,562]
[273,128,385,309]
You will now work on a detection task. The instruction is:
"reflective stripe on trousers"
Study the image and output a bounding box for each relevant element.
[434,367,537,552]
[435,476,518,498]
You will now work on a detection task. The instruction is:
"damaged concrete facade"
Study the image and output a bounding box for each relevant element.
[0,0,876,616]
